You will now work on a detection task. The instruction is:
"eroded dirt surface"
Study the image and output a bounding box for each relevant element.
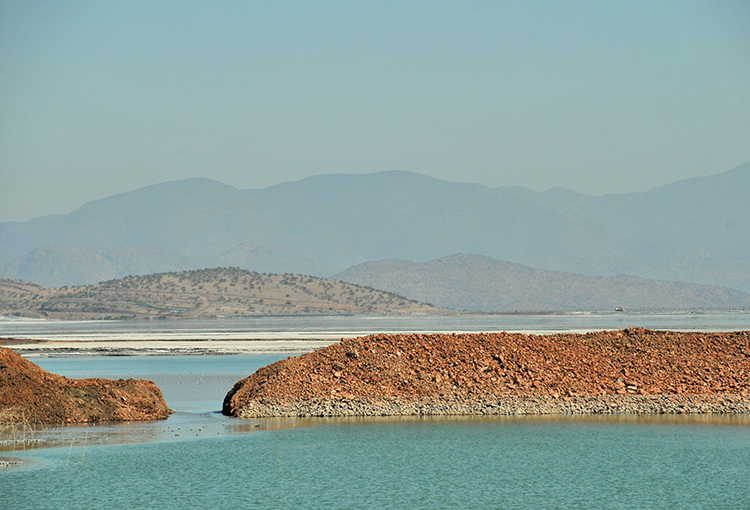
[223,329,750,416]
[0,346,171,424]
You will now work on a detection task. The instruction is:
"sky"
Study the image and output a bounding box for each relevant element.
[1,1,749,222]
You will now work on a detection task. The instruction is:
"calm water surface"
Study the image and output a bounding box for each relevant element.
[4,413,750,509]
[3,315,750,508]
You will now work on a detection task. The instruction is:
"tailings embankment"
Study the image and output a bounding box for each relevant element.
[223,329,750,417]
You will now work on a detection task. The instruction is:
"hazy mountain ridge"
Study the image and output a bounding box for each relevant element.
[0,244,210,287]
[0,242,335,288]
[0,267,439,320]
[333,254,750,311]
[220,241,337,277]
[1,163,749,294]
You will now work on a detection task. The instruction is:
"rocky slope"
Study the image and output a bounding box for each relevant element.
[0,347,171,424]
[223,329,750,417]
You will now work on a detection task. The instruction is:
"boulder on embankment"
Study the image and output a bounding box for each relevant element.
[0,346,171,424]
[223,329,750,417]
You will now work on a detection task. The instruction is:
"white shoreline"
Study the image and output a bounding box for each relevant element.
[5,311,750,357]
[7,338,340,357]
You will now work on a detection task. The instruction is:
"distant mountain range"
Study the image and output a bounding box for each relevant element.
[333,254,750,311]
[2,162,749,302]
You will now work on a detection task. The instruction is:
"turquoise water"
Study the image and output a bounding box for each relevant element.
[4,415,750,509]
[3,354,750,508]
[27,354,288,413]
[5,310,750,510]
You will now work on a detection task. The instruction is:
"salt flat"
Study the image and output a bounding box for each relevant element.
[8,338,339,356]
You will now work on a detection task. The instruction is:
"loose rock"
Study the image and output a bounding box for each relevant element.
[223,330,750,417]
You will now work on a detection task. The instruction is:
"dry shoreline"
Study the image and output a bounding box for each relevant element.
[232,394,750,418]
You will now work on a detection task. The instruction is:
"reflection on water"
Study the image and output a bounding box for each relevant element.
[258,412,750,429]
[1,411,265,453]
[5,404,750,456]
[4,413,750,509]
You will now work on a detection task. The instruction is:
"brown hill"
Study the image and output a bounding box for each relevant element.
[0,267,440,320]
[333,254,750,311]
[223,329,750,417]
[0,347,171,424]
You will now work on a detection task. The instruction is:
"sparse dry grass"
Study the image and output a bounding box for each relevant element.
[0,268,441,320]
[0,408,42,441]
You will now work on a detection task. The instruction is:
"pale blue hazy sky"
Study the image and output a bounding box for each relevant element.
[1,1,749,222]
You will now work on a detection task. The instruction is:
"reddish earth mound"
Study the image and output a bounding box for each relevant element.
[223,329,750,417]
[0,347,171,424]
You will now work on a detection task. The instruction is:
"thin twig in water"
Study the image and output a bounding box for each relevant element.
[66,437,73,468]
[80,431,88,467]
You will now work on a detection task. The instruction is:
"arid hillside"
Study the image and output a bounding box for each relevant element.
[0,267,441,320]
